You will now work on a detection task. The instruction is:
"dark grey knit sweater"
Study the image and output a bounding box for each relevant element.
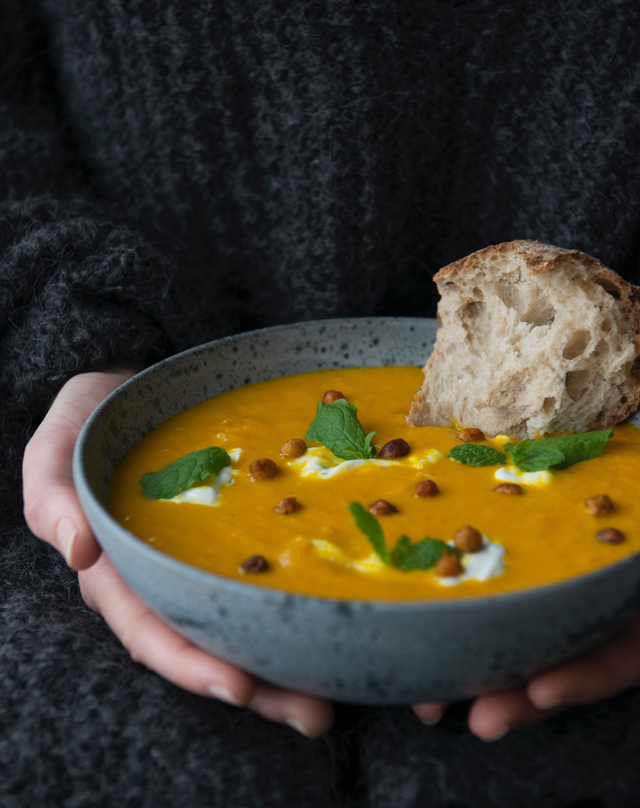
[2,1,640,805]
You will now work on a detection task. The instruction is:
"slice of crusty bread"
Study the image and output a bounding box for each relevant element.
[407,240,640,439]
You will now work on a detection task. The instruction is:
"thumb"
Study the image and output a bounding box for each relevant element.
[23,368,137,569]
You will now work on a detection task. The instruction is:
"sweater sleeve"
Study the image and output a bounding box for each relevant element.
[0,3,209,524]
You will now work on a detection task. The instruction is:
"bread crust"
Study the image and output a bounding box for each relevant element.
[409,240,640,436]
[436,240,640,298]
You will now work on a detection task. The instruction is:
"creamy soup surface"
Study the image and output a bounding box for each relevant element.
[108,366,640,600]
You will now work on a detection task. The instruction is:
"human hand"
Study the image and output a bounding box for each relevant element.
[23,369,334,737]
[412,613,640,740]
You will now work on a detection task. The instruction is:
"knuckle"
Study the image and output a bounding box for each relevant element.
[118,624,144,664]
[77,573,98,612]
[22,490,45,537]
[127,645,144,665]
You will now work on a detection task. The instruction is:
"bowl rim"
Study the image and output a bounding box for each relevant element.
[74,315,640,612]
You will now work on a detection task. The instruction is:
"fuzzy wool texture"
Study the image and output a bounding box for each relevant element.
[3,0,640,805]
[5,527,640,808]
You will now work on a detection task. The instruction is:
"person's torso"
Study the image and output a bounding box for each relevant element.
[44,0,640,327]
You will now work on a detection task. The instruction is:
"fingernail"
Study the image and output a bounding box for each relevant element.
[207,684,246,706]
[57,518,77,566]
[479,728,508,743]
[530,694,562,710]
[286,718,319,739]
[419,712,444,726]
[415,705,446,726]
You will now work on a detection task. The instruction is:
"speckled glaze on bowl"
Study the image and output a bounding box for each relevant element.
[74,317,640,704]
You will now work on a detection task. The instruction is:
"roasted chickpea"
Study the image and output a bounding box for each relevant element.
[585,494,614,516]
[453,525,483,553]
[322,390,346,404]
[275,497,302,514]
[435,551,464,577]
[415,480,439,497]
[596,527,625,544]
[239,555,269,573]
[280,438,307,459]
[248,458,279,480]
[493,483,523,495]
[379,438,410,459]
[368,499,398,515]
[456,427,486,442]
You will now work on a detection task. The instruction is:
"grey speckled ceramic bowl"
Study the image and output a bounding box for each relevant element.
[74,317,640,704]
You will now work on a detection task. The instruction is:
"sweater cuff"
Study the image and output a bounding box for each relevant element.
[0,196,206,524]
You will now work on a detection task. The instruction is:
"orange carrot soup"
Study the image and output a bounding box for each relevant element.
[108,366,640,600]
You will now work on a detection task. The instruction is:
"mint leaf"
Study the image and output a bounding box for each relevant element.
[348,503,459,572]
[503,441,564,472]
[307,399,376,460]
[348,502,389,563]
[449,444,506,467]
[391,534,461,571]
[140,446,231,499]
[504,429,613,472]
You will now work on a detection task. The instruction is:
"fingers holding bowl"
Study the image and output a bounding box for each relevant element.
[27,364,334,737]
[80,555,334,737]
[527,613,640,710]
[22,368,137,569]
[412,701,450,726]
[466,689,566,741]
[415,691,564,741]
[421,612,640,741]
[246,683,334,738]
